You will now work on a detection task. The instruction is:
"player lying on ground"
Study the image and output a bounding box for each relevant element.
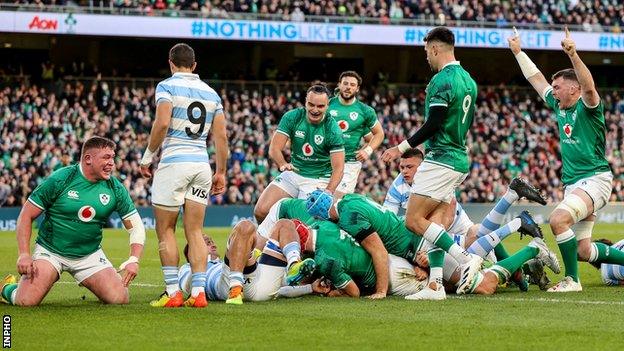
[253,83,345,223]
[177,219,315,305]
[276,220,427,298]
[412,235,560,296]
[509,27,621,292]
[259,197,390,299]
[141,43,228,308]
[589,239,624,286]
[383,148,548,290]
[306,191,545,299]
[329,70,384,196]
[1,137,145,306]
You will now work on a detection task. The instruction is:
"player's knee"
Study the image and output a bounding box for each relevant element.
[102,289,129,305]
[234,220,256,238]
[253,203,268,222]
[275,219,295,232]
[15,295,43,307]
[549,211,572,234]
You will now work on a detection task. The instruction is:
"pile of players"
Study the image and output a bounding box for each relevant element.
[3,26,624,307]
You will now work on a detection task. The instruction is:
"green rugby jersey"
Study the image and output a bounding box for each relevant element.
[313,221,376,291]
[28,165,137,258]
[336,193,422,261]
[277,198,315,224]
[327,97,378,162]
[423,61,477,173]
[276,107,344,179]
[543,88,611,185]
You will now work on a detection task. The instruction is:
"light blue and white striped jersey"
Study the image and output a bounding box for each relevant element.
[178,259,227,301]
[155,72,223,165]
[382,174,411,214]
[600,239,624,286]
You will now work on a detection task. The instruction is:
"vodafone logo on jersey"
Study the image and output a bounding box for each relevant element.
[302,143,314,156]
[563,123,573,138]
[78,206,96,222]
[338,120,349,131]
[28,16,59,31]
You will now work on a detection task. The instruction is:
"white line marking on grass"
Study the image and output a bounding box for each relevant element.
[451,296,624,306]
[58,281,161,288]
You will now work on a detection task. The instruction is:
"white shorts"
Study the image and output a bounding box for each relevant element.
[564,171,613,213]
[242,260,286,302]
[387,254,427,296]
[257,199,287,240]
[336,161,362,194]
[152,162,212,207]
[447,206,475,237]
[32,244,114,283]
[410,161,468,203]
[270,171,329,200]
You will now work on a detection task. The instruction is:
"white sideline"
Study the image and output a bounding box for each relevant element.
[55,281,624,305]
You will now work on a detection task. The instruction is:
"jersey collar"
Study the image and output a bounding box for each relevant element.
[172,72,199,79]
[440,61,460,70]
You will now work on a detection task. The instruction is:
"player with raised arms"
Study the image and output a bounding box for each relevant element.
[508,27,619,292]
[1,137,145,306]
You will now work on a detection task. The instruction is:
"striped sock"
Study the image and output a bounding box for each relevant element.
[477,189,518,238]
[191,272,206,297]
[589,242,624,265]
[1,283,17,305]
[229,271,245,289]
[468,218,521,258]
[282,241,302,268]
[556,229,579,282]
[162,266,179,296]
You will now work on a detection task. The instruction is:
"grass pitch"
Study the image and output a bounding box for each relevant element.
[2,224,624,350]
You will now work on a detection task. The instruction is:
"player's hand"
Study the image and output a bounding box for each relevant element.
[508,27,522,55]
[17,253,36,281]
[119,262,139,287]
[415,250,429,268]
[381,146,402,163]
[561,26,576,57]
[311,279,331,294]
[210,172,226,195]
[139,165,152,179]
[366,291,387,299]
[413,266,429,281]
[278,163,296,172]
[355,148,373,162]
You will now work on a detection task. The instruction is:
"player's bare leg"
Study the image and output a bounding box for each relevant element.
[254,184,292,223]
[151,206,184,307]
[182,199,209,307]
[81,267,128,304]
[4,260,58,306]
[224,220,257,305]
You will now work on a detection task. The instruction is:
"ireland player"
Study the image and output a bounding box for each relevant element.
[589,239,624,286]
[381,27,482,300]
[329,71,384,195]
[1,137,146,306]
[509,27,618,292]
[258,198,390,299]
[254,83,345,223]
[141,43,228,308]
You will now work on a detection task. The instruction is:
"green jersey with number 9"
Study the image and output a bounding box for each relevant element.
[424,62,477,173]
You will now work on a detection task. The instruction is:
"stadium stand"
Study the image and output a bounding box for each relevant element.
[1,74,623,207]
[2,1,624,32]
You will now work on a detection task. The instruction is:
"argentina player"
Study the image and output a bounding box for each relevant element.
[140,43,228,308]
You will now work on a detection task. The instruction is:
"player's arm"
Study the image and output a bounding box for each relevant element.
[211,111,228,195]
[15,201,43,280]
[360,232,389,299]
[119,213,146,287]
[382,183,402,215]
[561,27,600,107]
[140,100,173,177]
[325,150,345,193]
[328,280,360,297]
[507,27,551,100]
[269,132,295,172]
[356,122,384,162]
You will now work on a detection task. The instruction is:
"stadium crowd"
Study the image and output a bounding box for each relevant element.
[6,0,624,32]
[1,76,623,207]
